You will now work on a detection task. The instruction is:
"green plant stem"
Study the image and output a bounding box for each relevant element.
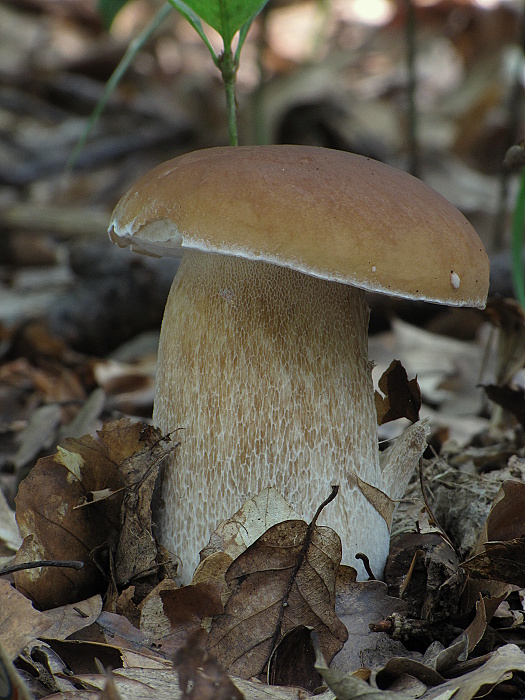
[219,45,239,146]
[512,168,525,310]
[68,2,173,169]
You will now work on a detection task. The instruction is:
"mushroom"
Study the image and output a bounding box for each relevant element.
[109,145,489,583]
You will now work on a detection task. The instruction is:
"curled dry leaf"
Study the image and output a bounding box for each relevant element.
[423,643,525,700]
[14,419,169,608]
[313,634,412,700]
[375,359,421,426]
[463,480,525,600]
[384,528,463,623]
[207,518,347,681]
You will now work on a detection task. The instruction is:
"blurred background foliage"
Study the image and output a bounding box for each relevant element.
[1,0,525,327]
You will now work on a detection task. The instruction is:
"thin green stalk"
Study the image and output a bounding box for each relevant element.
[68,2,173,169]
[218,44,239,146]
[512,168,525,310]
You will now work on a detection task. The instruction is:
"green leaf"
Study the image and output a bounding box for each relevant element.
[184,0,269,45]
[167,0,219,63]
[98,0,131,29]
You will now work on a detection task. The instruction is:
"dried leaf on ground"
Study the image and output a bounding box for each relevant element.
[0,579,53,658]
[384,528,464,622]
[42,594,103,641]
[331,578,407,673]
[462,480,525,599]
[463,538,525,588]
[267,626,322,692]
[207,518,347,680]
[199,487,301,565]
[483,384,525,427]
[174,629,244,699]
[138,579,223,657]
[375,359,421,425]
[314,637,411,700]
[13,419,169,608]
[0,488,21,554]
[84,667,334,700]
[423,643,525,700]
[474,479,525,547]
[0,643,34,700]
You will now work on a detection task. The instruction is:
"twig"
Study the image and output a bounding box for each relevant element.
[0,559,84,576]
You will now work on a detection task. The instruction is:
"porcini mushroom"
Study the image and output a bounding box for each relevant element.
[109,145,489,583]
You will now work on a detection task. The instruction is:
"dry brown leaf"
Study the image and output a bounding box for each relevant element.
[142,582,225,657]
[78,667,331,699]
[423,643,525,700]
[384,530,463,622]
[483,384,525,428]
[200,487,301,565]
[314,637,412,700]
[41,594,103,641]
[331,579,407,673]
[0,488,21,554]
[0,642,35,700]
[207,519,347,680]
[475,479,525,547]
[375,359,421,425]
[14,419,170,608]
[173,630,244,699]
[0,579,53,658]
[267,626,322,692]
[111,421,174,586]
[463,538,525,588]
[462,480,525,599]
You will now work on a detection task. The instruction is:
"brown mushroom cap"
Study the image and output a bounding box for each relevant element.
[109,145,489,309]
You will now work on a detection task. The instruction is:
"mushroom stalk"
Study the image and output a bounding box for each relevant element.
[154,250,390,583]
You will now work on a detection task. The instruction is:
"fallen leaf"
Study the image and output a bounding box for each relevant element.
[199,487,301,565]
[207,519,347,680]
[314,635,411,700]
[331,579,407,673]
[0,488,21,554]
[14,438,124,608]
[267,626,322,692]
[384,530,464,622]
[42,594,103,641]
[13,419,170,608]
[475,479,525,546]
[463,538,525,587]
[0,643,34,700]
[375,359,421,425]
[173,630,244,699]
[0,579,53,659]
[482,384,525,427]
[423,643,525,700]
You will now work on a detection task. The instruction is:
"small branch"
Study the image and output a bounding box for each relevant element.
[0,560,84,576]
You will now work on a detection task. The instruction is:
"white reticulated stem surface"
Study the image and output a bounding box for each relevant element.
[154,250,400,583]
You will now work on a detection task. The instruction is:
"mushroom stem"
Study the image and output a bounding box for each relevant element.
[154,250,395,583]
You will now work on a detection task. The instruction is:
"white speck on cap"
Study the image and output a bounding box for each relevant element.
[450,271,460,290]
